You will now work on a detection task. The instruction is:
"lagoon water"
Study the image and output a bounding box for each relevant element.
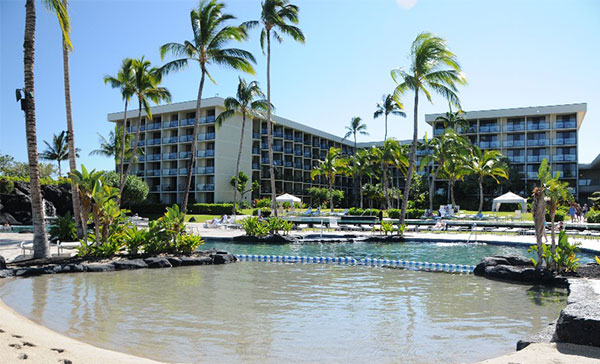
[0,262,567,363]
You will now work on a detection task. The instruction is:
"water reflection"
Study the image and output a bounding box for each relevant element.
[0,264,567,364]
[527,286,568,306]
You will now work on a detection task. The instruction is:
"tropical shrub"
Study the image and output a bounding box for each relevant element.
[49,212,77,242]
[0,178,14,195]
[251,208,272,217]
[348,207,364,216]
[397,223,406,236]
[241,217,270,237]
[406,209,425,219]
[529,230,580,272]
[387,209,401,219]
[266,217,293,234]
[189,203,235,215]
[586,210,600,223]
[123,225,150,255]
[174,234,204,255]
[546,211,565,222]
[381,221,394,235]
[103,171,149,206]
[254,198,272,208]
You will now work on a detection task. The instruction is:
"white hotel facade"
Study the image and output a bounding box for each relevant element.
[109,99,589,205]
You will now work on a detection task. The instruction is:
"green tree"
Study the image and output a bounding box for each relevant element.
[311,148,346,212]
[434,106,469,132]
[371,139,408,209]
[374,94,405,142]
[104,58,135,185]
[343,117,369,151]
[392,32,466,224]
[441,138,471,209]
[344,149,373,208]
[40,131,79,177]
[362,183,383,209]
[160,0,255,213]
[103,171,149,206]
[69,165,104,243]
[121,57,171,205]
[244,0,305,216]
[89,126,136,164]
[465,146,509,214]
[21,0,69,257]
[216,77,268,216]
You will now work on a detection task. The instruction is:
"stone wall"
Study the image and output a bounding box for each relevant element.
[0,181,73,225]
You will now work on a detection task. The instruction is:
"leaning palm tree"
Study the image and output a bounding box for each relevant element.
[244,0,305,216]
[22,0,69,258]
[104,58,135,185]
[343,117,369,152]
[374,94,406,142]
[311,148,346,212]
[392,32,466,225]
[160,0,255,213]
[215,77,268,217]
[465,146,509,215]
[40,131,79,177]
[120,57,171,205]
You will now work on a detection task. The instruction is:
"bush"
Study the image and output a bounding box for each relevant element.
[130,203,169,215]
[387,209,401,219]
[254,198,271,208]
[381,221,394,235]
[189,203,234,215]
[49,212,77,242]
[406,209,425,219]
[241,217,270,237]
[348,207,364,216]
[174,234,204,255]
[102,171,149,205]
[266,217,293,234]
[586,210,600,223]
[546,211,565,222]
[0,178,14,195]
[252,208,272,217]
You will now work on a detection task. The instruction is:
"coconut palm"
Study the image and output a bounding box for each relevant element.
[103,58,135,185]
[392,32,466,224]
[40,131,80,177]
[374,94,406,142]
[121,57,171,205]
[372,139,408,209]
[89,126,136,165]
[465,146,509,215]
[244,0,305,216]
[69,165,104,242]
[160,0,255,213]
[22,0,69,258]
[311,148,346,212]
[343,117,369,151]
[345,149,372,208]
[442,140,471,209]
[215,77,268,217]
[434,106,469,132]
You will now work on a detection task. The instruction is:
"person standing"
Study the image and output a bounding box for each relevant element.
[583,203,589,222]
[569,203,576,223]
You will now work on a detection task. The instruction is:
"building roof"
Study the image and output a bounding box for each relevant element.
[579,153,600,170]
[425,103,587,128]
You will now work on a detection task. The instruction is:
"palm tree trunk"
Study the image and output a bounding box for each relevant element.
[24,0,49,259]
[359,173,363,209]
[384,114,388,142]
[478,177,484,214]
[329,177,334,212]
[60,3,83,238]
[429,173,436,212]
[450,179,456,209]
[57,160,61,178]
[118,100,129,193]
[232,112,246,217]
[400,91,419,225]
[382,163,389,210]
[550,208,556,255]
[353,135,358,207]
[532,187,546,266]
[121,99,143,198]
[266,31,277,216]
[183,70,206,212]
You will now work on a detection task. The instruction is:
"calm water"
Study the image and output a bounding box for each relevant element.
[1,263,567,364]
[202,239,596,265]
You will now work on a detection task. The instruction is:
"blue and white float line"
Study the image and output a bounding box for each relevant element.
[235,254,475,274]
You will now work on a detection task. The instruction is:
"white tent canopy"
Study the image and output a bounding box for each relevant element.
[492,191,527,212]
[275,193,301,204]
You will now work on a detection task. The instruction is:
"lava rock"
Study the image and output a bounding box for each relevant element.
[233,233,297,244]
[15,267,46,277]
[0,269,14,278]
[0,255,6,270]
[0,212,18,225]
[166,257,182,267]
[82,263,115,272]
[179,256,213,266]
[516,321,557,351]
[364,235,405,243]
[555,279,600,347]
[144,257,172,268]
[211,252,236,264]
[113,259,148,270]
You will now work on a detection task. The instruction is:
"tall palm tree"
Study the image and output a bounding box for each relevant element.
[215,77,268,217]
[40,131,79,177]
[160,0,255,213]
[442,139,471,209]
[374,94,406,142]
[89,126,135,164]
[311,148,346,212]
[121,57,171,205]
[392,32,466,225]
[434,106,469,132]
[465,146,509,215]
[345,149,372,208]
[244,0,305,216]
[373,139,408,209]
[104,58,135,185]
[343,117,369,151]
[22,0,69,258]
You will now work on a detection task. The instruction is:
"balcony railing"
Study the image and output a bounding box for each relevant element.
[161,184,175,191]
[147,122,161,130]
[284,161,293,167]
[197,133,215,140]
[252,163,259,169]
[303,165,311,171]
[505,123,525,131]
[284,134,293,141]
[555,121,577,129]
[504,140,525,147]
[294,136,303,143]
[294,149,302,156]
[162,136,178,144]
[433,129,444,136]
[554,170,577,178]
[162,169,178,176]
[196,183,215,191]
[508,156,525,163]
[252,132,261,139]
[162,152,178,160]
[294,163,303,169]
[527,155,548,163]
[179,135,194,143]
[163,121,179,128]
[526,172,538,179]
[179,118,195,127]
[179,151,192,159]
[527,139,549,146]
[273,131,284,138]
[196,167,215,174]
[552,154,577,162]
[273,145,283,152]
[261,157,270,164]
[554,138,576,145]
[197,149,215,157]
[146,138,161,145]
[273,160,283,166]
[145,169,161,176]
[252,147,260,154]
[284,148,293,154]
[479,125,499,133]
[527,122,549,130]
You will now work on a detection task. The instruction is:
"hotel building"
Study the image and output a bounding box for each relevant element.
[108,98,363,205]
[425,103,587,199]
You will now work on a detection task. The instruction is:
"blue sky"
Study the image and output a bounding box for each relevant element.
[1,0,599,173]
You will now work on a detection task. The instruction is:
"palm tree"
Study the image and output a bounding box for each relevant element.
[465,146,509,215]
[22,0,69,258]
[392,32,466,225]
[434,106,469,132]
[345,149,372,208]
[89,126,135,164]
[121,57,171,205]
[69,165,104,242]
[442,139,471,209]
[311,148,346,212]
[343,117,369,151]
[374,94,406,142]
[160,0,255,213]
[215,77,268,217]
[104,58,135,185]
[40,131,80,177]
[244,0,305,216]
[420,130,467,211]
[374,139,408,209]
[531,185,546,266]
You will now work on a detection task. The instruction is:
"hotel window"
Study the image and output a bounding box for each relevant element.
[506,118,525,131]
[527,116,548,130]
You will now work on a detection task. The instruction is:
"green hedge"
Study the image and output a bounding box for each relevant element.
[0,176,68,185]
[251,208,272,217]
[188,203,234,215]
[406,209,425,219]
[546,211,565,222]
[586,210,600,223]
[348,208,380,216]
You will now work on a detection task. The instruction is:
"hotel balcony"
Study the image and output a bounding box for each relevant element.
[504,123,525,132]
[179,151,192,159]
[146,138,161,145]
[197,149,215,157]
[162,152,178,160]
[526,139,549,147]
[527,155,549,163]
[162,168,178,176]
[555,121,577,129]
[145,169,161,176]
[163,120,179,129]
[197,133,215,141]
[554,138,576,145]
[162,136,178,144]
[552,154,577,162]
[503,140,525,147]
[179,135,195,143]
[479,125,499,133]
[508,156,525,163]
[527,122,549,130]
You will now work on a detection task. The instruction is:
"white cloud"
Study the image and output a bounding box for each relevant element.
[396,0,417,9]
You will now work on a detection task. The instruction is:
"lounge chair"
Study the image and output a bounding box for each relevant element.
[302,208,312,216]
[333,209,349,217]
[312,207,321,216]
[340,224,361,231]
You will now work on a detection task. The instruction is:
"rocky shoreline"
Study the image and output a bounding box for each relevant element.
[0,249,236,279]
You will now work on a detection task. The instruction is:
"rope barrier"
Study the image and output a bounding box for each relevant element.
[236,254,475,274]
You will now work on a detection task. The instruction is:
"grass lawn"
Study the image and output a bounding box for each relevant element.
[460,209,533,221]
